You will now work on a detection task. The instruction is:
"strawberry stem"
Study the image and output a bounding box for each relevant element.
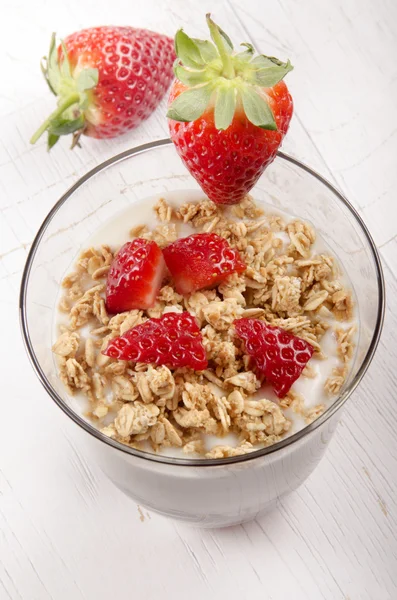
[30,93,80,144]
[206,14,235,79]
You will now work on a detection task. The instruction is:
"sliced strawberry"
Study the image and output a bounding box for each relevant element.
[163,233,246,295]
[106,239,165,314]
[104,312,208,370]
[234,318,314,398]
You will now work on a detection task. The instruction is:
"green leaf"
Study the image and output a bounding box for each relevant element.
[234,42,255,63]
[167,83,214,122]
[174,64,212,87]
[214,86,236,130]
[247,55,293,88]
[191,38,218,62]
[241,87,277,130]
[30,92,80,144]
[218,25,234,53]
[251,54,288,69]
[253,60,293,87]
[60,41,72,78]
[41,56,56,95]
[46,33,62,95]
[76,68,99,91]
[47,132,59,150]
[241,42,254,53]
[206,14,234,56]
[206,14,235,78]
[175,29,204,69]
[48,112,85,136]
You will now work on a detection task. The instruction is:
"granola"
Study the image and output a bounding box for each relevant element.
[53,195,356,458]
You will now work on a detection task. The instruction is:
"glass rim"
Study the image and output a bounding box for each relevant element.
[19,138,385,467]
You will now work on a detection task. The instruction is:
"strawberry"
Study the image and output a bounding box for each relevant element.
[167,15,293,205]
[163,232,246,295]
[234,319,314,398]
[106,239,165,314]
[104,312,208,370]
[31,26,175,149]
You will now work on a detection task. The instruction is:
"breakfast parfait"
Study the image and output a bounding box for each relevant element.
[49,17,356,458]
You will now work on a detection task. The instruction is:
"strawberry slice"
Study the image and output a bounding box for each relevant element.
[106,239,165,314]
[103,312,208,370]
[234,318,314,398]
[163,233,246,295]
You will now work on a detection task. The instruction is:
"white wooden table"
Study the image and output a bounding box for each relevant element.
[1,1,396,598]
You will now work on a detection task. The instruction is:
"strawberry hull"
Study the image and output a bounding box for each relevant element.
[169,83,293,205]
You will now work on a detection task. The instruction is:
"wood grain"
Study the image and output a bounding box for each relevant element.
[1,0,396,598]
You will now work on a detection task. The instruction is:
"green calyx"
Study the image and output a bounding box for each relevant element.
[30,33,99,149]
[167,14,293,131]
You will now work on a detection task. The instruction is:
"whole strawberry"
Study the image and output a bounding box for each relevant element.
[31,26,175,149]
[167,15,293,205]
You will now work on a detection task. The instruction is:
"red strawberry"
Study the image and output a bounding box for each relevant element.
[234,319,314,397]
[167,15,293,204]
[163,232,246,295]
[106,239,165,314]
[104,312,208,370]
[31,26,175,148]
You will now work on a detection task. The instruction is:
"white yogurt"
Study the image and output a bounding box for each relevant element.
[54,190,357,455]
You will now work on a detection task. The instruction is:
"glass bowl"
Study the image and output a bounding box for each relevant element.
[20,139,385,527]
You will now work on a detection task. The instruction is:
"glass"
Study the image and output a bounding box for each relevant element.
[20,140,385,527]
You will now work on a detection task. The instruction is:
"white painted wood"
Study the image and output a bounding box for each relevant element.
[1,0,396,598]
